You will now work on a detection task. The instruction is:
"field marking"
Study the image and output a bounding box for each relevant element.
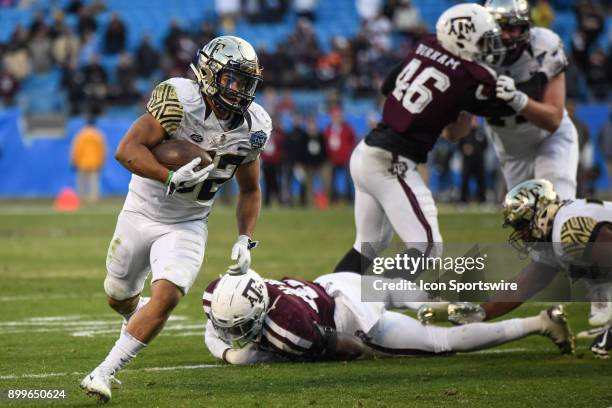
[0,314,203,337]
[0,294,105,302]
[0,364,222,380]
[473,347,528,354]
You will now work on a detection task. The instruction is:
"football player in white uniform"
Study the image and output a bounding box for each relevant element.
[80,36,272,402]
[475,179,612,358]
[483,0,579,200]
[201,270,573,365]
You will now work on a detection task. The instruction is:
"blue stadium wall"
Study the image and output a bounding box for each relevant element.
[0,104,609,198]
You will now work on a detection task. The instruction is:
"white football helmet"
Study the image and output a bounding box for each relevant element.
[436,3,505,65]
[209,270,269,347]
[503,179,561,254]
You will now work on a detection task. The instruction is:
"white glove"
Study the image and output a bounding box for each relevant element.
[223,344,258,365]
[495,75,529,113]
[229,235,257,274]
[165,158,215,196]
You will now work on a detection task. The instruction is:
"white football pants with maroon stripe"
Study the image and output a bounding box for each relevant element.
[350,141,442,258]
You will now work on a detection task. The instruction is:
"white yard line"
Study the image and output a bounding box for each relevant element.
[0,364,222,380]
[472,347,529,354]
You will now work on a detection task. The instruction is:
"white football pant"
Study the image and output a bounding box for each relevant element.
[104,210,207,300]
[350,141,442,258]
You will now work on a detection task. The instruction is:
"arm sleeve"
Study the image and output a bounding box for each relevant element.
[204,320,231,361]
[380,60,405,97]
[146,82,184,136]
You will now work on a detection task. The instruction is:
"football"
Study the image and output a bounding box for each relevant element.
[151,139,213,171]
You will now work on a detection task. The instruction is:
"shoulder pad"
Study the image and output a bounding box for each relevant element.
[146,81,184,135]
[560,216,598,258]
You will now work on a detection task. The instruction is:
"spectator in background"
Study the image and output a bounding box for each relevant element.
[135,34,159,78]
[531,0,555,28]
[285,18,321,87]
[459,117,487,203]
[28,26,53,73]
[82,54,108,116]
[71,119,106,204]
[356,0,382,21]
[193,21,217,49]
[599,107,612,197]
[392,0,427,41]
[283,113,308,206]
[104,12,127,54]
[79,30,100,66]
[575,0,604,52]
[365,12,392,51]
[215,0,240,33]
[0,66,19,106]
[163,18,184,56]
[52,23,80,68]
[62,60,86,115]
[323,106,356,204]
[65,0,83,14]
[3,26,30,81]
[28,10,47,39]
[302,116,328,207]
[295,0,317,21]
[571,30,590,73]
[586,48,609,101]
[261,123,285,206]
[110,53,139,104]
[77,7,98,40]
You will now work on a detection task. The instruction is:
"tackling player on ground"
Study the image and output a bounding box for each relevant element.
[80,36,271,402]
[334,3,509,274]
[443,179,612,358]
[202,270,573,364]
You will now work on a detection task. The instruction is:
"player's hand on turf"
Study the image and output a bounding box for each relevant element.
[495,75,528,113]
[228,235,257,274]
[165,158,215,196]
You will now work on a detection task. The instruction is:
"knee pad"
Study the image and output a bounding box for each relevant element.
[104,275,144,301]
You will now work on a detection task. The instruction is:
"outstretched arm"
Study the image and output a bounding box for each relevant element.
[480,261,559,320]
[235,157,262,238]
[496,73,565,133]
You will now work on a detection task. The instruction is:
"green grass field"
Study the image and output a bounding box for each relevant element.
[0,202,610,407]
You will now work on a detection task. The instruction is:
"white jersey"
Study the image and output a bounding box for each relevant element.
[532,199,612,271]
[485,27,568,159]
[123,78,272,223]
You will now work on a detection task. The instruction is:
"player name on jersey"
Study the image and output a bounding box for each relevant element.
[414,43,461,70]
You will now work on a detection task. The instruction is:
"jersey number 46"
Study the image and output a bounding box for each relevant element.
[392,58,451,114]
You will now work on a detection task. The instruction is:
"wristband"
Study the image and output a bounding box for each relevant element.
[508,91,528,113]
[164,170,175,187]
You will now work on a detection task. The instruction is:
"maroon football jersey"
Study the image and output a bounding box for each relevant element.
[203,277,335,359]
[368,35,499,163]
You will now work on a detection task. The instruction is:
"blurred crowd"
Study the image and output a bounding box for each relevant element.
[0,0,611,204]
[0,0,610,112]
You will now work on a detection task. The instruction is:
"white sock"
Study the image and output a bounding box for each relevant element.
[443,318,532,352]
[98,331,146,375]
